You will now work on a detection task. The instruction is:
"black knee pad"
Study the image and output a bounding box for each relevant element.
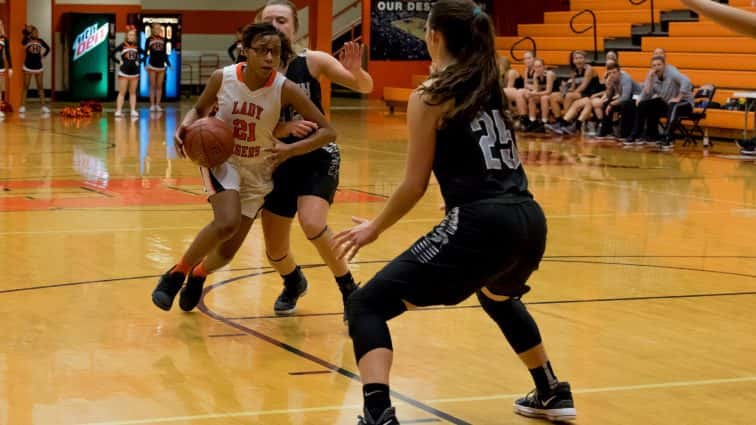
[476,291,542,354]
[347,286,406,362]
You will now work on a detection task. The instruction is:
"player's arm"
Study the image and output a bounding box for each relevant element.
[308,45,374,94]
[41,39,50,57]
[270,79,337,163]
[681,0,756,38]
[506,69,520,89]
[174,69,223,157]
[5,37,11,70]
[111,44,123,63]
[333,89,441,260]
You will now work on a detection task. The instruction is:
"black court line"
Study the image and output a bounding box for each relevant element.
[3,257,754,296]
[339,188,390,199]
[13,121,115,146]
[288,370,332,376]
[197,270,472,425]
[207,333,247,338]
[228,290,756,321]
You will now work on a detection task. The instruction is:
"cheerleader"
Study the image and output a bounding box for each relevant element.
[112,26,145,118]
[20,25,50,114]
[145,23,170,111]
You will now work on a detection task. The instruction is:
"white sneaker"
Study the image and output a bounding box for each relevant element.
[0,110,5,119]
[19,106,26,114]
[155,105,164,112]
[150,105,157,112]
[131,110,139,118]
[41,106,50,114]
[115,110,123,117]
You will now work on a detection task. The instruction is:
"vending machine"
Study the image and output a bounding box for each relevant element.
[61,13,116,100]
[132,14,182,101]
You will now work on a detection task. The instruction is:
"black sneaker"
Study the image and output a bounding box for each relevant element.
[527,121,546,134]
[357,407,400,425]
[514,382,576,422]
[544,122,564,135]
[179,272,207,312]
[274,277,308,315]
[339,281,359,324]
[560,121,580,136]
[660,141,674,151]
[152,267,186,311]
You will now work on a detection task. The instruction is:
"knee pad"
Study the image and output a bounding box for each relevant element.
[347,286,407,362]
[476,291,542,354]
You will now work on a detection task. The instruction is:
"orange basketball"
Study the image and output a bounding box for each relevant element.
[183,117,235,168]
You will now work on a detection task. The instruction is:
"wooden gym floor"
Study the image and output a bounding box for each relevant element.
[1,98,755,425]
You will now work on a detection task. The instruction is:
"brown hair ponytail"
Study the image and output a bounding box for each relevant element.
[419,0,506,127]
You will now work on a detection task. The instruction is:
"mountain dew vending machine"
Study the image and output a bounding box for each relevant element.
[134,14,182,101]
[62,13,116,100]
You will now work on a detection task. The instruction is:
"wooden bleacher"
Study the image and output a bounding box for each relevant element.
[382,0,756,133]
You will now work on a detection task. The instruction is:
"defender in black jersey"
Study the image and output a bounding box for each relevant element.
[259,0,374,319]
[227,28,247,64]
[113,27,145,117]
[0,20,12,117]
[20,25,50,114]
[146,23,170,112]
[333,2,576,424]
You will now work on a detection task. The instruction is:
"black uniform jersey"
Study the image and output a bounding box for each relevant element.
[228,41,247,64]
[112,42,145,76]
[146,36,170,69]
[434,98,530,209]
[281,53,333,160]
[22,36,50,70]
[0,36,11,70]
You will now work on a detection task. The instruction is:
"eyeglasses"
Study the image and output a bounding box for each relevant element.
[249,46,281,57]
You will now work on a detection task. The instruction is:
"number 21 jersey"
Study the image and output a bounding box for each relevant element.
[215,63,286,165]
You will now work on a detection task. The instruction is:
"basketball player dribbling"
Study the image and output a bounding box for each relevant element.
[150,23,336,313]
[257,0,374,319]
[332,1,576,423]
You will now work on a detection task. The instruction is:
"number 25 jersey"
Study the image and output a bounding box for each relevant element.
[433,105,530,209]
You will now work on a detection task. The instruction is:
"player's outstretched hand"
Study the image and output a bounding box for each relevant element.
[333,217,378,261]
[338,41,364,72]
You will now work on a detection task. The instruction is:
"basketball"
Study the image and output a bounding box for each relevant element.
[183,117,235,168]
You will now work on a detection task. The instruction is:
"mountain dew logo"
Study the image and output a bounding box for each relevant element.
[73,23,109,61]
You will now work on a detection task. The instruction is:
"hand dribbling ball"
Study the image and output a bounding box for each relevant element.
[183,117,235,168]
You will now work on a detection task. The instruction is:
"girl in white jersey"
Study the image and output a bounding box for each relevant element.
[151,23,337,312]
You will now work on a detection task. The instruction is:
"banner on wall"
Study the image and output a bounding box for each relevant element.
[370,1,433,61]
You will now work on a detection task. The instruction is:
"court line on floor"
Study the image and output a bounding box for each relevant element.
[75,376,756,425]
[0,209,735,235]
[4,258,754,296]
[197,269,473,425]
[424,376,756,404]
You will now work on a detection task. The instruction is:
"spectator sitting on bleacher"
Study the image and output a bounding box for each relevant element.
[628,55,693,150]
[548,50,602,129]
[523,57,556,133]
[597,61,642,141]
[513,51,535,128]
[546,61,617,137]
[499,56,528,121]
